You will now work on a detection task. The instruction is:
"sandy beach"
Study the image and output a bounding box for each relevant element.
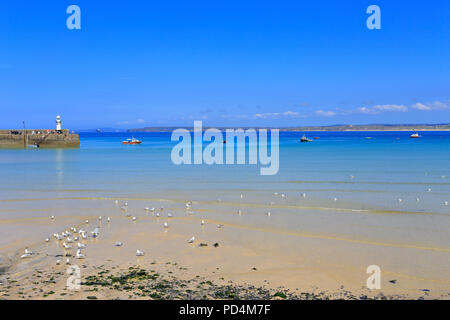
[1,191,449,300]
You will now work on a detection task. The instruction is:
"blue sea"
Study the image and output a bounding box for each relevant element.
[1,131,449,211]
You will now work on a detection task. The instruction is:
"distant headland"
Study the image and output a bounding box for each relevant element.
[127,123,450,132]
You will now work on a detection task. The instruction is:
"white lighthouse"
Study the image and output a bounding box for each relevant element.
[56,115,62,131]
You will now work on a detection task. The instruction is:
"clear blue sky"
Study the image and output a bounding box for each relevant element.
[0,0,449,129]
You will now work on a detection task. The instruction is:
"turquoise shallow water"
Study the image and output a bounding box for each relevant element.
[1,131,449,213]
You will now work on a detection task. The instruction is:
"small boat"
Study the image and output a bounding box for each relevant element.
[410,132,420,138]
[300,135,313,142]
[122,137,142,145]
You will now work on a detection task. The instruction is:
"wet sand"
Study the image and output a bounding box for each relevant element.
[1,192,449,300]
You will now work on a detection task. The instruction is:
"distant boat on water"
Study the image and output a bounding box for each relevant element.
[300,135,313,142]
[410,132,420,138]
[122,137,142,145]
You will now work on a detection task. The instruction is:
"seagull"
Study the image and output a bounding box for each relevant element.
[114,241,123,247]
[167,213,173,218]
[144,207,150,211]
[66,237,74,243]
[50,215,55,220]
[21,248,33,258]
[114,200,119,205]
[107,217,111,222]
[77,242,86,248]
[132,216,137,221]
[62,242,72,249]
[45,238,50,242]
[333,197,338,202]
[150,207,155,212]
[74,236,79,241]
[416,197,420,202]
[136,250,145,256]
[85,219,89,224]
[240,194,244,199]
[428,188,432,192]
[237,210,242,215]
[217,224,224,229]
[163,222,169,228]
[80,231,87,240]
[66,258,70,265]
[124,202,128,207]
[98,216,102,221]
[445,201,449,206]
[76,249,85,259]
[56,259,61,265]
[201,220,205,226]
[266,212,271,216]
[187,236,195,243]
[55,234,63,241]
[156,213,160,217]
[274,192,278,196]
[281,194,286,199]
[398,198,403,203]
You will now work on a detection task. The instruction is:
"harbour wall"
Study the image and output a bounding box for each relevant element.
[0,129,80,148]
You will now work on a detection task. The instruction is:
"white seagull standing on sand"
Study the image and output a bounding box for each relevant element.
[62,242,72,249]
[50,215,55,220]
[114,242,123,247]
[107,217,111,223]
[77,242,86,248]
[66,258,70,265]
[163,222,169,228]
[76,249,85,259]
[21,248,33,258]
[201,220,205,226]
[188,236,195,243]
[132,216,137,221]
[136,250,145,256]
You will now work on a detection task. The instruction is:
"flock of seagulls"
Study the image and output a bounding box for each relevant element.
[21,186,448,264]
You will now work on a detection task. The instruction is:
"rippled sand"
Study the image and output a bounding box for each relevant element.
[1,191,449,300]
